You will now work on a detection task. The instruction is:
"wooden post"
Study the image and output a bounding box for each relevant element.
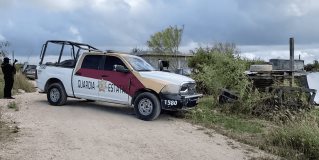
[289,37,294,87]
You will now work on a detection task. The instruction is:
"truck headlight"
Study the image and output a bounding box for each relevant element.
[180,84,189,95]
[161,84,181,94]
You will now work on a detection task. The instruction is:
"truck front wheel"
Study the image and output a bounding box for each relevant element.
[134,92,161,121]
[47,83,67,106]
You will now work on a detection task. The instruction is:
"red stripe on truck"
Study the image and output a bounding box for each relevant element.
[75,68,144,96]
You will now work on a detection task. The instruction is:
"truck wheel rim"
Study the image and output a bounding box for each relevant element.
[50,88,60,103]
[138,98,153,116]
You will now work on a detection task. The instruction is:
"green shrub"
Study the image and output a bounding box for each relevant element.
[189,45,249,94]
[7,101,19,111]
[188,44,265,115]
[269,120,319,159]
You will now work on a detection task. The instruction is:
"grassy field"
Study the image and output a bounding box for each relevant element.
[186,96,319,160]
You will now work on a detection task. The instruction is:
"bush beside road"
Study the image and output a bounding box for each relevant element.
[187,44,319,160]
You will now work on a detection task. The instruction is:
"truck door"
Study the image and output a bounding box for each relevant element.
[99,55,130,104]
[73,55,103,100]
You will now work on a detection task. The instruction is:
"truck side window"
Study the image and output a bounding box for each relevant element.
[81,55,102,69]
[104,56,127,71]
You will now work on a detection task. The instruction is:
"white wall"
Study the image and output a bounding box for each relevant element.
[307,72,319,103]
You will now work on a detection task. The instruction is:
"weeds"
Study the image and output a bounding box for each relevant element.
[13,72,36,93]
[187,96,319,159]
[0,69,35,98]
[187,96,264,134]
[268,120,319,159]
[7,102,19,111]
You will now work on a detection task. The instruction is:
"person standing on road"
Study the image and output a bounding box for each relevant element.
[1,57,17,99]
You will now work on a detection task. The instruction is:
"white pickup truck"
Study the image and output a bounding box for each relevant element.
[36,40,202,120]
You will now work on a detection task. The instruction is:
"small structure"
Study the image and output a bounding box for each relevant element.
[135,52,193,72]
[246,60,316,105]
[269,59,304,71]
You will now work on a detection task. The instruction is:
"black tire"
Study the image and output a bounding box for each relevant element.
[134,92,161,121]
[47,83,67,106]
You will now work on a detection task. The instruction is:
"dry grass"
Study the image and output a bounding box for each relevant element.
[13,72,36,93]
[0,68,35,98]
[186,96,319,160]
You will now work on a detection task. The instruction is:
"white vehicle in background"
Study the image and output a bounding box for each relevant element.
[36,40,202,121]
[22,64,37,79]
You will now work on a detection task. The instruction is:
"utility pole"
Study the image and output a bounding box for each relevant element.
[12,50,14,61]
[289,37,294,87]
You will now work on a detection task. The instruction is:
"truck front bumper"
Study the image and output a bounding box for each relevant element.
[160,93,203,110]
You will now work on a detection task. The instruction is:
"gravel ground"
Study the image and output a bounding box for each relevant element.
[0,92,274,160]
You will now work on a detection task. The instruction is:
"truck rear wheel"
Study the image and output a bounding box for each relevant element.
[47,83,67,106]
[134,92,161,121]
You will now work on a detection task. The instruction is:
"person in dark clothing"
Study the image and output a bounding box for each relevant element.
[1,57,17,99]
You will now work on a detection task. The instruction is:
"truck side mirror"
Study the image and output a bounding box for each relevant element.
[114,65,129,73]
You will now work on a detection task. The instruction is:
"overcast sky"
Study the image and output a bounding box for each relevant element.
[0,0,319,64]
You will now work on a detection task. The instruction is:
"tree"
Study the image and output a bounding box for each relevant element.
[147,25,184,55]
[147,25,184,70]
[304,60,319,71]
[188,42,240,75]
[0,41,10,58]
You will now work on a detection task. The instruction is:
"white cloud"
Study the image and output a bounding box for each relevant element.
[285,0,319,17]
[69,26,79,35]
[124,0,150,12]
[28,0,85,12]
[179,41,200,53]
[287,3,304,17]
[69,26,82,42]
[1,0,319,58]
[240,45,319,64]
[90,0,130,13]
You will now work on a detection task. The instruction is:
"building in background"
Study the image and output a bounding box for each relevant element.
[134,51,194,75]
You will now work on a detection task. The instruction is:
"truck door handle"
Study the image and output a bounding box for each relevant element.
[101,75,108,78]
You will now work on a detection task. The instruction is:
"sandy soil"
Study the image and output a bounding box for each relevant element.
[0,92,273,160]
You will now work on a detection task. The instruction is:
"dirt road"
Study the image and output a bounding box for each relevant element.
[0,92,271,160]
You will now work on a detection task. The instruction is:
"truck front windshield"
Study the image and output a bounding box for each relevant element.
[124,56,155,71]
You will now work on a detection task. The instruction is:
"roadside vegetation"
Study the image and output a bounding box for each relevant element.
[7,101,19,111]
[186,43,319,160]
[0,59,34,149]
[144,26,318,159]
[0,66,36,98]
[304,60,319,72]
